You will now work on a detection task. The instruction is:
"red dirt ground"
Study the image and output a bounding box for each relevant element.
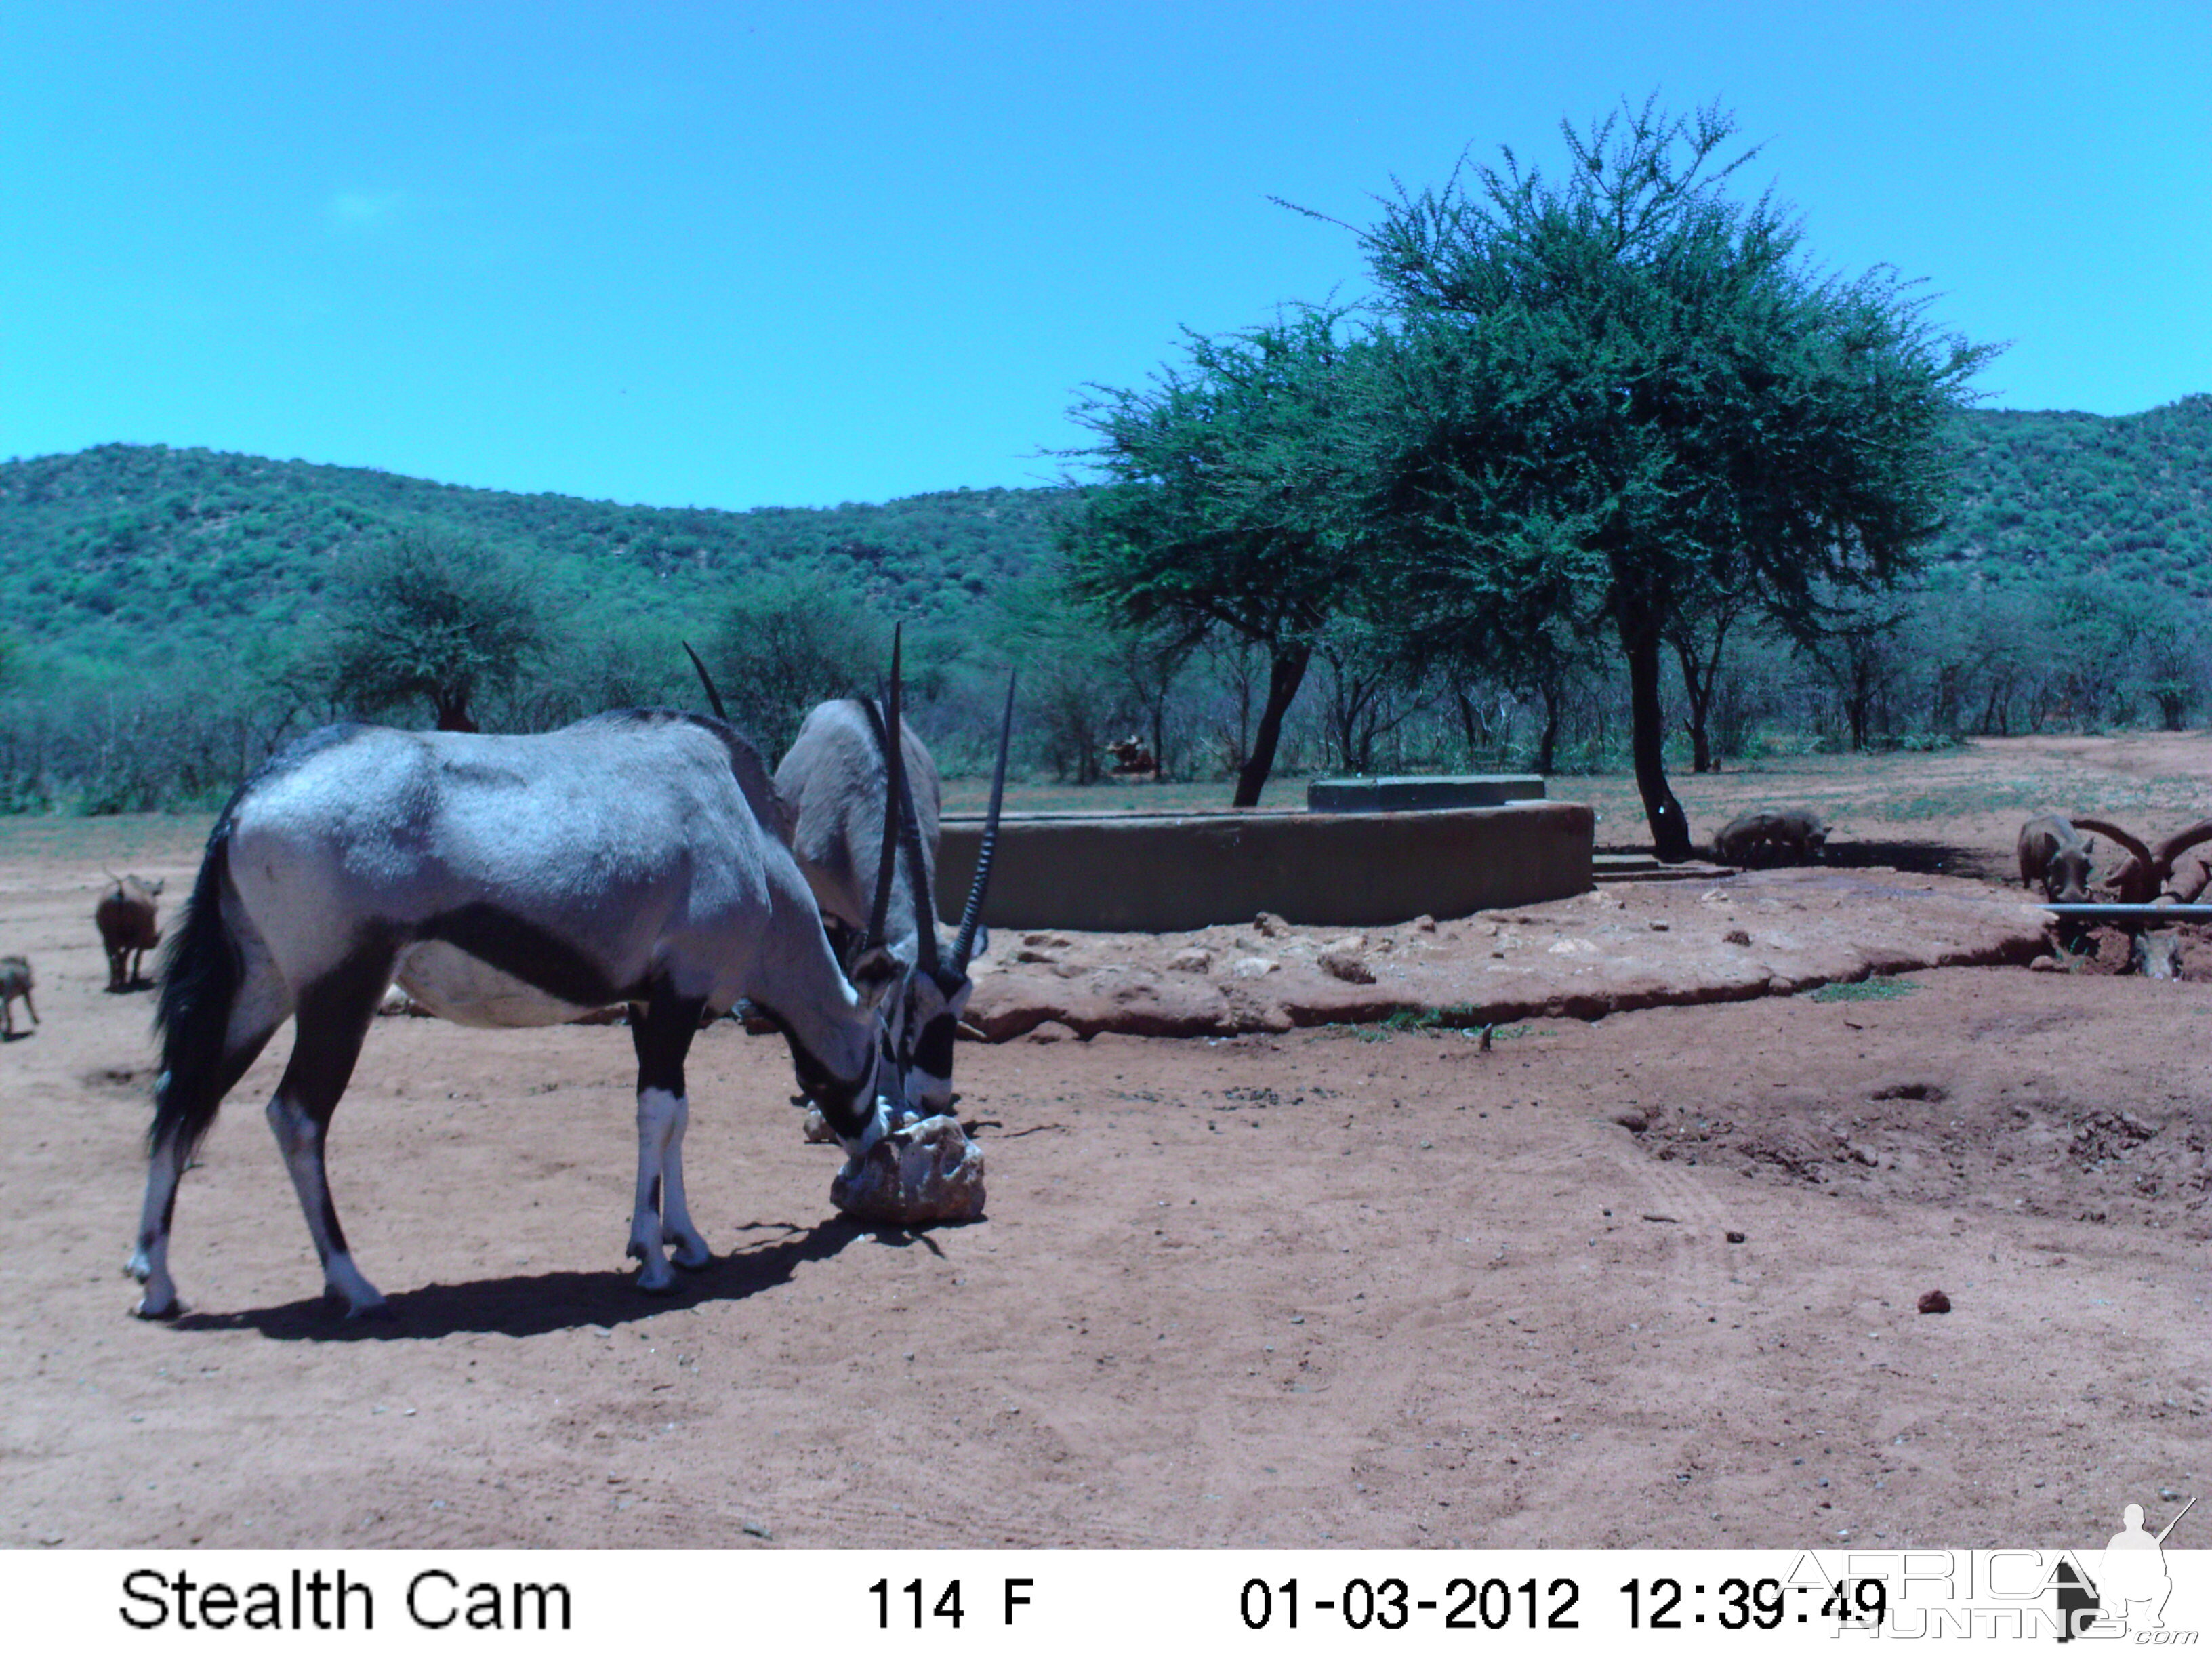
[1,737,2205,1550]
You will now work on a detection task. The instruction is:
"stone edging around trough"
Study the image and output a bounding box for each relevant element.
[957,867,2060,1042]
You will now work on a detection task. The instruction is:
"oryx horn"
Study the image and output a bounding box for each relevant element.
[682,641,729,722]
[861,624,904,955]
[892,748,941,975]
[950,671,1015,974]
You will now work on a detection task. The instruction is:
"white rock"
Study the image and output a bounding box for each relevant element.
[1166,947,1212,974]
[1230,956,1279,979]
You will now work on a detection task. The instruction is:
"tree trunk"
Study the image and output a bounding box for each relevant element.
[1454,687,1480,762]
[1233,647,1311,808]
[1846,660,1874,750]
[433,689,478,733]
[1622,625,1693,861]
[1536,678,1562,775]
[1672,636,1716,773]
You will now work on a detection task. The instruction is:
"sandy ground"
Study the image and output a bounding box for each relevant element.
[1,737,2207,1550]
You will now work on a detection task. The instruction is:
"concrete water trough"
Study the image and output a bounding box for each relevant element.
[935,799,1593,933]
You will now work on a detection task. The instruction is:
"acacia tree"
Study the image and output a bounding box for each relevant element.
[706,564,891,755]
[1352,98,1996,857]
[1059,308,1380,806]
[325,531,548,732]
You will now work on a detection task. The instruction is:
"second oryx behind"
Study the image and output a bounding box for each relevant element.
[690,635,1014,1119]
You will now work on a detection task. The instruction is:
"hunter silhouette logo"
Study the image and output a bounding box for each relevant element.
[2061,1494,2196,1641]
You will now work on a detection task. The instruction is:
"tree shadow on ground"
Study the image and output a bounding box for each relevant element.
[166,1215,960,1343]
[1603,836,2003,883]
[1822,839,2001,882]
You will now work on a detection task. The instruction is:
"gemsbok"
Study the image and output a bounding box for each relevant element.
[688,635,1013,1119]
[128,708,905,1319]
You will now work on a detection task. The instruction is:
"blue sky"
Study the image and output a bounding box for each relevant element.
[3,2,2207,512]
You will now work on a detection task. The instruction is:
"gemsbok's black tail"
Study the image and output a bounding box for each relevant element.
[148,817,243,1161]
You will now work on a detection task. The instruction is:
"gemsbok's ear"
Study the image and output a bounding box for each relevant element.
[848,946,904,1013]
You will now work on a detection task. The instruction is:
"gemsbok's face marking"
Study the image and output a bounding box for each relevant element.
[901,963,975,1115]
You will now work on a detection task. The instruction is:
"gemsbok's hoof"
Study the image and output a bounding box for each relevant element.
[337,1296,394,1322]
[132,1293,181,1321]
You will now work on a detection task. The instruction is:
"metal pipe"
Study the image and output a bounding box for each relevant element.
[2039,903,2212,922]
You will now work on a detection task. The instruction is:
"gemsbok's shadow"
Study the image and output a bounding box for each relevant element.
[169,1214,951,1343]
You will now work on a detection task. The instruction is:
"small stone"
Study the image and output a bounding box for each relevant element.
[2028,954,2063,973]
[1723,928,1752,946]
[1254,912,1291,937]
[831,1115,986,1225]
[1917,1289,1952,1315]
[1014,947,1057,964]
[1649,920,1670,932]
[1412,914,1437,933]
[1022,932,1072,949]
[1023,1021,1077,1044]
[1725,1230,1746,1244]
[1317,946,1375,984]
[1166,947,1212,975]
[1231,956,1279,980]
[1612,1111,1648,1132]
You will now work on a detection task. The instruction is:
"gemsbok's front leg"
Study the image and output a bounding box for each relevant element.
[627,986,711,1290]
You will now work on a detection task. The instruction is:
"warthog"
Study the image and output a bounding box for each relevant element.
[96,874,165,991]
[2018,814,2095,903]
[0,955,34,1037]
[1712,808,1830,868]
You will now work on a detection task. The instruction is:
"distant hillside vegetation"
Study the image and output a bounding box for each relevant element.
[1,395,2207,673]
[1935,394,2212,596]
[0,443,1069,673]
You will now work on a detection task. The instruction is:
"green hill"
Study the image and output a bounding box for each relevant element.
[1,397,2207,811]
[0,443,1071,675]
[1,394,2207,675]
[1934,394,2212,596]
